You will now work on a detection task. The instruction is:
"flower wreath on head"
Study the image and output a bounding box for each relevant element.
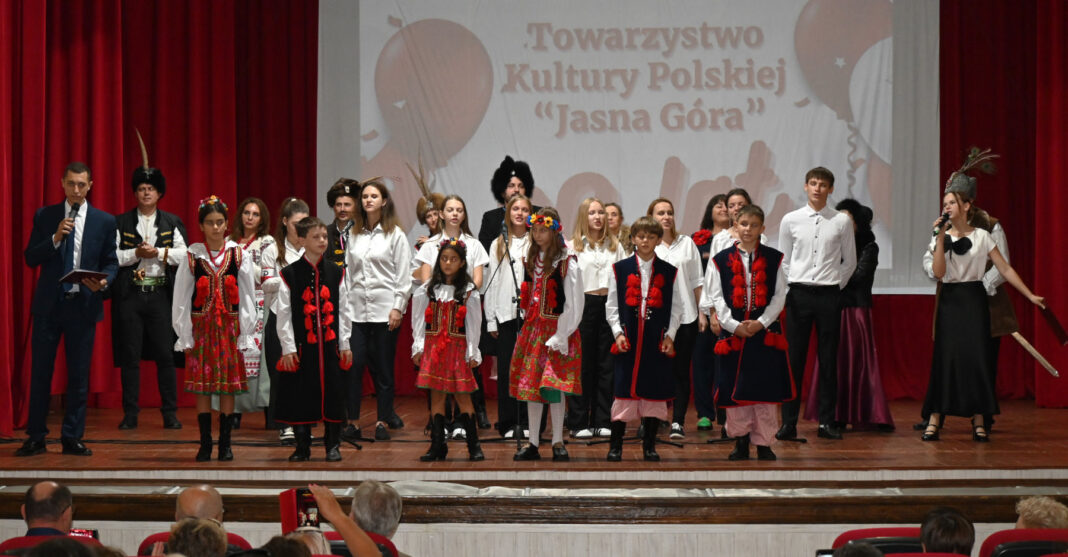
[438,237,466,250]
[527,214,561,231]
[198,195,227,210]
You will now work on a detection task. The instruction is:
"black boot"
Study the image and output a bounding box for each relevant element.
[289,425,311,462]
[460,413,484,461]
[196,412,212,462]
[420,414,448,462]
[217,413,234,461]
[729,434,751,461]
[641,417,660,462]
[606,421,626,462]
[756,445,776,461]
[324,422,342,462]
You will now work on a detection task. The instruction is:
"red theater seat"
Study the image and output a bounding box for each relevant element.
[979,529,1068,557]
[832,527,922,548]
[0,535,101,554]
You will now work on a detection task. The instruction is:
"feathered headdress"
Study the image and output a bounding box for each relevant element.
[409,159,444,224]
[944,147,999,200]
[131,128,166,195]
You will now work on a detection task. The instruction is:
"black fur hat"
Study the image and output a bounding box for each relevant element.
[490,156,535,204]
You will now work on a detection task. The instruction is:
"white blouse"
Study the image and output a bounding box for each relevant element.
[654,234,702,324]
[704,245,788,333]
[574,237,627,293]
[605,254,684,340]
[413,232,490,277]
[411,283,482,365]
[172,241,257,351]
[482,233,530,332]
[344,224,414,322]
[275,256,356,355]
[261,237,304,314]
[531,251,585,355]
[240,234,275,287]
[923,227,996,284]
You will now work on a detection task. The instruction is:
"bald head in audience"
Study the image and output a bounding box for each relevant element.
[1016,496,1068,529]
[176,485,224,523]
[22,481,74,533]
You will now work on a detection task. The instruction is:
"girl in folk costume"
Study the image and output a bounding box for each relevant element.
[261,198,309,445]
[343,180,413,442]
[411,160,445,252]
[605,216,684,462]
[511,207,584,462]
[484,194,533,438]
[691,194,729,433]
[275,218,354,462]
[704,205,793,461]
[413,194,491,435]
[219,197,274,428]
[172,196,256,461]
[568,197,627,439]
[412,239,485,461]
[647,198,704,439]
[920,150,1044,443]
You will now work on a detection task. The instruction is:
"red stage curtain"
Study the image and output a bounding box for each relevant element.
[938,0,1040,401]
[1033,0,1068,407]
[0,0,318,435]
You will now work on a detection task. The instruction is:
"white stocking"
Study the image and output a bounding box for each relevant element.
[549,401,566,446]
[527,403,544,447]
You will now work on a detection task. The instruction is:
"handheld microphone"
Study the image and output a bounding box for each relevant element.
[932,212,949,236]
[69,202,81,219]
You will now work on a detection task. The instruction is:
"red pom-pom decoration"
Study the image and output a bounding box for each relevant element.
[194,276,209,307]
[224,275,238,305]
[456,306,467,321]
[653,274,664,288]
[626,274,641,288]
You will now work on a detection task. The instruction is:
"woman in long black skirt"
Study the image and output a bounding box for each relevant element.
[921,189,1044,442]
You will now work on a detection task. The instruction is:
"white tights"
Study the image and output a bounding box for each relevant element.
[527,401,566,446]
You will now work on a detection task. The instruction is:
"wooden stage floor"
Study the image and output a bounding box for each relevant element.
[1,397,1066,525]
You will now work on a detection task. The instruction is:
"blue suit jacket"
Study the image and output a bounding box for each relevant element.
[24,202,118,322]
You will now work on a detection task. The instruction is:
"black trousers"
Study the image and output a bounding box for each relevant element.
[347,322,399,423]
[781,284,841,426]
[264,311,282,428]
[27,297,97,441]
[567,294,614,431]
[671,320,699,424]
[494,318,528,433]
[691,326,717,421]
[115,289,178,417]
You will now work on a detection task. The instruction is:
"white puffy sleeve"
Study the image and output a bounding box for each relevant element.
[172,254,195,350]
[410,284,429,357]
[606,264,623,338]
[275,275,297,355]
[464,288,483,365]
[338,268,353,352]
[389,229,414,312]
[165,227,189,266]
[708,259,739,334]
[546,256,585,354]
[237,250,257,351]
[665,272,684,340]
[922,236,937,280]
[757,261,788,330]
[983,223,1009,295]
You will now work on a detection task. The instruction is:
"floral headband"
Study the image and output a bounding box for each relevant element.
[198,195,227,210]
[438,237,466,250]
[526,214,561,231]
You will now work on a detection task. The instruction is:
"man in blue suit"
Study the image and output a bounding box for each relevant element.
[16,162,118,457]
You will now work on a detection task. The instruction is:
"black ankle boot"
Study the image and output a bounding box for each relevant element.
[641,417,660,461]
[460,413,484,461]
[729,434,751,461]
[196,412,212,462]
[289,425,311,462]
[217,413,234,461]
[606,421,626,462]
[324,422,342,461]
[420,414,448,462]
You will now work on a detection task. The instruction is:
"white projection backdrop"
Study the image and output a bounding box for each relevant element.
[317,0,940,293]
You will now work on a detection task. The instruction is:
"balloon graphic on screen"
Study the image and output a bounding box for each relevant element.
[794,0,892,122]
[850,37,893,164]
[375,19,493,168]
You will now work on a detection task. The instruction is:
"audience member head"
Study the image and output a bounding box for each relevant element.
[283,528,328,556]
[26,537,93,557]
[832,542,883,557]
[262,536,311,557]
[169,518,226,557]
[175,485,225,523]
[1016,496,1068,529]
[349,480,403,539]
[920,506,975,555]
[22,481,74,532]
